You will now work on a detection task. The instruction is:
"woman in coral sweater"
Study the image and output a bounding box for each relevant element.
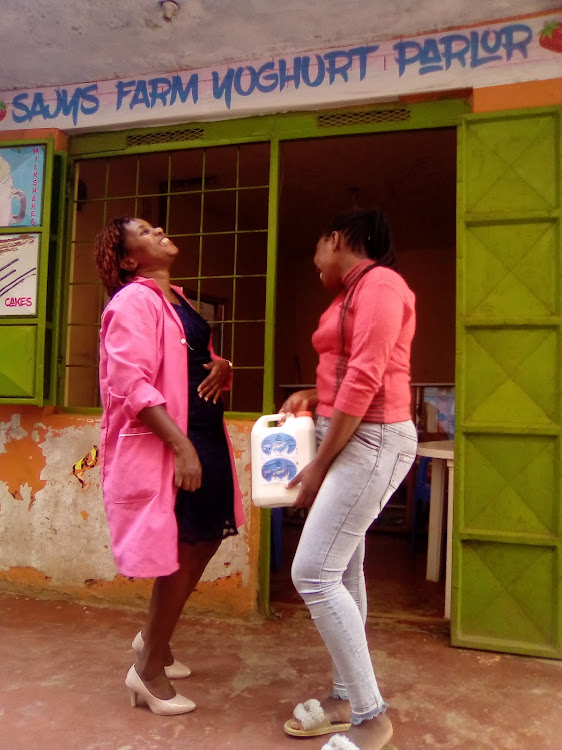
[282,209,417,750]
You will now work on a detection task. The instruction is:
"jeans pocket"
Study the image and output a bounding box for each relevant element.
[389,451,416,489]
[351,423,383,451]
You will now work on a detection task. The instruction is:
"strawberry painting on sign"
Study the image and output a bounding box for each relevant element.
[539,20,562,53]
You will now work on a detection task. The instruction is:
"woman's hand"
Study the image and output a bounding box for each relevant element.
[198,359,232,403]
[173,437,202,491]
[280,388,318,416]
[286,409,364,507]
[287,458,328,508]
[137,405,202,491]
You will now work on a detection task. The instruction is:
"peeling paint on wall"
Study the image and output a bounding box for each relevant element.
[0,408,258,615]
[0,414,47,505]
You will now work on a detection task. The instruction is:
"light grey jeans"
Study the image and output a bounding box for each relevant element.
[291,416,417,724]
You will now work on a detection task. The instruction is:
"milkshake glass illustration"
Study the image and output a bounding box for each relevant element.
[0,156,26,226]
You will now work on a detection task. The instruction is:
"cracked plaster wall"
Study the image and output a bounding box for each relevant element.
[0,407,258,616]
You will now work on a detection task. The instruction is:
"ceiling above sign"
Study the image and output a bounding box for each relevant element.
[0,0,560,91]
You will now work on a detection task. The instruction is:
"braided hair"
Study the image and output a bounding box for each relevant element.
[93,216,135,297]
[322,209,398,271]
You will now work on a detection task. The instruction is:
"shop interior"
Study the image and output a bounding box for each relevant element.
[71,128,457,617]
[271,128,457,617]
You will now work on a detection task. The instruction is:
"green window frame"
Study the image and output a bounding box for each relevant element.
[64,141,272,414]
[0,138,65,405]
[64,100,467,419]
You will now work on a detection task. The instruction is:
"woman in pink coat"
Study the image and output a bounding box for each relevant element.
[94,217,244,716]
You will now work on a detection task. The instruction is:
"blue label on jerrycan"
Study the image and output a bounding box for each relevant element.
[261,457,298,483]
[261,432,297,456]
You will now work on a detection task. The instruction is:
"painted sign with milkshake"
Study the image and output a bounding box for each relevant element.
[0,145,45,227]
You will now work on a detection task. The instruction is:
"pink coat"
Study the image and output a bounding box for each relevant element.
[99,277,244,578]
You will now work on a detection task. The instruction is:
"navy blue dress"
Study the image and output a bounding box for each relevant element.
[171,295,237,544]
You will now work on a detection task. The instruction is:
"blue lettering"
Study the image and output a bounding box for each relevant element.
[395,24,532,76]
[278,58,302,90]
[419,39,443,74]
[481,29,503,55]
[394,41,422,77]
[301,55,325,87]
[130,80,150,109]
[439,34,470,69]
[56,88,82,125]
[255,61,278,93]
[80,84,100,116]
[11,93,31,123]
[148,77,172,107]
[212,68,235,109]
[233,67,256,97]
[11,86,98,125]
[170,74,199,105]
[323,50,353,84]
[348,45,379,80]
[116,80,136,110]
[30,92,55,120]
[501,23,532,61]
[469,30,502,67]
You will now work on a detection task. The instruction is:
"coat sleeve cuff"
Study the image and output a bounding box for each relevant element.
[123,383,167,420]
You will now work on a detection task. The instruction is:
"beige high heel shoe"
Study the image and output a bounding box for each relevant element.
[132,630,192,679]
[125,665,196,716]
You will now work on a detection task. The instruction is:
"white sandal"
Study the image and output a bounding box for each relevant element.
[284,698,352,737]
[321,734,397,750]
[321,736,360,750]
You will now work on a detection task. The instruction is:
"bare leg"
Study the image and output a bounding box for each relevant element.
[343,713,393,749]
[134,539,221,698]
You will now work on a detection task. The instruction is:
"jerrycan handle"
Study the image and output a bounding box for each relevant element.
[254,413,294,429]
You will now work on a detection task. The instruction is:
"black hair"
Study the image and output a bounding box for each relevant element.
[322,209,398,271]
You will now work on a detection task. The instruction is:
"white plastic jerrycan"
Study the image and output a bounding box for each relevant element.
[251,411,316,508]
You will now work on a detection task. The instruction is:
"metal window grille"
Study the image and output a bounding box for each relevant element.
[66,143,270,412]
[316,108,411,128]
[125,129,205,147]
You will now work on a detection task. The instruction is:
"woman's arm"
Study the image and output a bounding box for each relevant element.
[137,405,202,491]
[335,280,405,417]
[287,408,361,508]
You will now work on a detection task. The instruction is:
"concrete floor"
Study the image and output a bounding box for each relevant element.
[1,586,561,750]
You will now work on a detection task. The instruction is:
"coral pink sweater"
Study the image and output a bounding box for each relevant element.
[312,259,416,423]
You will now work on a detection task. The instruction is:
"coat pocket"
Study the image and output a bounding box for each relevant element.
[109,428,165,504]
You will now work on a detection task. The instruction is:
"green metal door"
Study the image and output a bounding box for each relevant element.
[454,107,562,658]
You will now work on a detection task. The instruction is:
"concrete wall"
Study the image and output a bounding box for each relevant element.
[0,406,259,616]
